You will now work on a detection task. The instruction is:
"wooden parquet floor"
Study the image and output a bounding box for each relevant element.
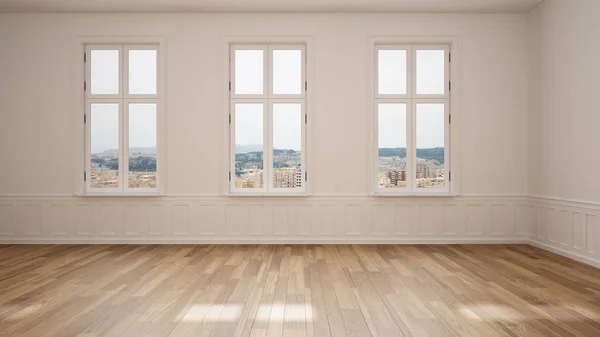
[1,244,600,336]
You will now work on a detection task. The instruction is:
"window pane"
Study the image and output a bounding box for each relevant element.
[90,50,119,95]
[129,50,157,95]
[273,104,302,188]
[273,50,302,95]
[378,50,407,95]
[128,104,157,188]
[416,50,446,95]
[235,50,263,95]
[90,104,119,188]
[416,103,445,188]
[378,104,407,188]
[234,104,264,189]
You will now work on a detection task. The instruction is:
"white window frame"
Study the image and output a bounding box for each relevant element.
[228,42,308,195]
[73,38,166,196]
[372,41,456,196]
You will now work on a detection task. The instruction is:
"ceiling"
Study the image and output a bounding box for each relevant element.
[0,0,545,14]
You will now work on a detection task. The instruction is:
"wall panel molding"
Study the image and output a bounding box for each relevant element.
[0,196,528,244]
[3,195,599,269]
[530,196,600,268]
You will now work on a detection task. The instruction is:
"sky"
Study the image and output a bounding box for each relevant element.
[90,103,119,154]
[90,47,445,154]
[90,49,157,154]
[378,49,446,149]
[90,103,156,154]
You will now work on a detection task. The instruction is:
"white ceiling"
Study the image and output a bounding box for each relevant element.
[0,0,545,14]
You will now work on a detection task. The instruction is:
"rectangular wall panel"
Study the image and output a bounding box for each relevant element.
[273,205,289,235]
[442,204,459,235]
[226,205,247,235]
[46,205,68,235]
[315,205,339,235]
[75,204,93,235]
[514,205,529,235]
[538,206,548,240]
[173,204,190,235]
[529,205,538,239]
[371,204,392,235]
[491,204,512,235]
[296,205,312,235]
[148,204,165,235]
[394,205,410,236]
[22,205,42,235]
[586,214,596,255]
[125,205,142,235]
[0,205,15,235]
[559,210,571,248]
[345,204,364,235]
[465,205,484,235]
[547,208,557,243]
[418,205,440,235]
[198,204,217,235]
[573,212,584,252]
[99,205,119,236]
[248,205,265,235]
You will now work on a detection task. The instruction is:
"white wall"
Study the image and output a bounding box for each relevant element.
[0,13,530,196]
[0,13,532,243]
[533,0,600,202]
[529,0,600,267]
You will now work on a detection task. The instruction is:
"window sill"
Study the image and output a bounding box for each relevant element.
[374,191,456,197]
[81,192,163,197]
[226,192,309,197]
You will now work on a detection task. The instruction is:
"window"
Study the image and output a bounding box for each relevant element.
[84,44,161,194]
[229,44,307,194]
[375,45,450,193]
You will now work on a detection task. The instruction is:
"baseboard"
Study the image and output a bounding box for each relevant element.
[529,240,600,269]
[0,237,529,245]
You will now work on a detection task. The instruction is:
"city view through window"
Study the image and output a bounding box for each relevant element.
[377,104,445,189]
[89,103,157,189]
[232,46,305,191]
[234,103,302,189]
[88,47,158,190]
[376,46,448,190]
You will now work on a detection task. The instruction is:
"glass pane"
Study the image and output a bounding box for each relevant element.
[378,50,407,95]
[273,104,302,188]
[234,104,264,189]
[416,50,446,95]
[273,50,302,95]
[90,104,119,188]
[129,50,157,95]
[128,104,157,188]
[90,50,119,95]
[377,104,407,188]
[235,50,263,95]
[416,103,445,188]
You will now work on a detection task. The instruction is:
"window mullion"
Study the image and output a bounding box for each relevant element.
[265,99,272,193]
[407,100,414,192]
[120,99,126,192]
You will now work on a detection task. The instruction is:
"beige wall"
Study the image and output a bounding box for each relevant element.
[0,13,531,196]
[528,0,600,268]
[532,0,600,202]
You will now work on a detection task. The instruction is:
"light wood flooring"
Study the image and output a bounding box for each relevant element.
[1,244,600,336]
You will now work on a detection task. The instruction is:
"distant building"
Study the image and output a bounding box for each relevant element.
[388,170,407,186]
[235,170,263,188]
[273,167,302,188]
[416,163,431,179]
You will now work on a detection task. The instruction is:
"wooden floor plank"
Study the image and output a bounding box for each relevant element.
[0,244,600,336]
